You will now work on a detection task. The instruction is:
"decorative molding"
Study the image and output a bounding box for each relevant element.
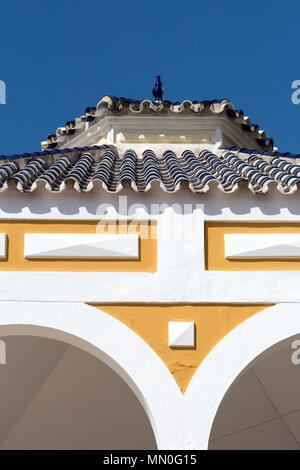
[225,233,300,259]
[93,304,268,393]
[0,220,155,272]
[206,222,300,272]
[24,233,140,259]
[168,322,195,348]
[4,208,300,302]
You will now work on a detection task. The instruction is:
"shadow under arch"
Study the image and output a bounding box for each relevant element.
[0,301,183,449]
[208,333,300,449]
[183,303,300,449]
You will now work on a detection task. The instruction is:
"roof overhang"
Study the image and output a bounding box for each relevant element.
[41,97,274,153]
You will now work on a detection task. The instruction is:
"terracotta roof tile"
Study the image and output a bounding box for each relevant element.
[0,146,299,195]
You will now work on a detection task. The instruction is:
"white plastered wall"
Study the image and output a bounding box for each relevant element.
[0,185,300,303]
[184,303,300,449]
[0,302,183,450]
[0,302,299,449]
[0,186,300,448]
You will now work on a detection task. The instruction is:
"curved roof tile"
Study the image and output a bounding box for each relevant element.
[43,97,273,150]
[0,145,299,195]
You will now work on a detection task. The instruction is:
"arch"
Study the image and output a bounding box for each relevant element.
[0,301,183,449]
[183,303,300,449]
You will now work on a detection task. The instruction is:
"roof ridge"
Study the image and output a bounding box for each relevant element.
[42,96,273,151]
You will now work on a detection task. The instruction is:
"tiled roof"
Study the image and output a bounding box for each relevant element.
[43,97,274,151]
[0,145,300,195]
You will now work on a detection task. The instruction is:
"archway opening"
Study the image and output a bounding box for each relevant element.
[209,334,300,450]
[0,335,157,450]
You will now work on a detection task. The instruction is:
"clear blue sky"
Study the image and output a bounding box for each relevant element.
[0,0,299,155]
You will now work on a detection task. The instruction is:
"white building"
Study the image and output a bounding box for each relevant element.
[0,80,300,449]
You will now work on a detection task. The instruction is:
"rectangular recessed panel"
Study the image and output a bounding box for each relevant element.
[24,234,140,259]
[205,222,300,271]
[225,234,300,259]
[0,234,7,258]
[0,220,156,272]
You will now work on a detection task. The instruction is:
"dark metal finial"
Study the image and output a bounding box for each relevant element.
[152,75,164,102]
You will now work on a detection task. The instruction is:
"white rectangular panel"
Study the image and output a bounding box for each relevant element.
[24,233,140,259]
[225,233,300,259]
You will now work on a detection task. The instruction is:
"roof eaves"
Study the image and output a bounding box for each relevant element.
[42,96,273,151]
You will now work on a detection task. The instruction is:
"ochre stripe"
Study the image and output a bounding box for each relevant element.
[206,222,300,270]
[0,220,156,272]
[90,303,271,393]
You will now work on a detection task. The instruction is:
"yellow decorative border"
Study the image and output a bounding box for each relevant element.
[205,222,300,271]
[0,220,156,272]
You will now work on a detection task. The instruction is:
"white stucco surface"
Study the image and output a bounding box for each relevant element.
[0,187,299,302]
[0,303,299,448]
[0,302,182,449]
[0,186,300,448]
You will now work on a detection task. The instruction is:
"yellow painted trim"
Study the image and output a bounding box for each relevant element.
[205,222,300,271]
[0,220,156,272]
[90,303,271,393]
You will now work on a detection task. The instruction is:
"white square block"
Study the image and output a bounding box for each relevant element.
[168,322,195,348]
